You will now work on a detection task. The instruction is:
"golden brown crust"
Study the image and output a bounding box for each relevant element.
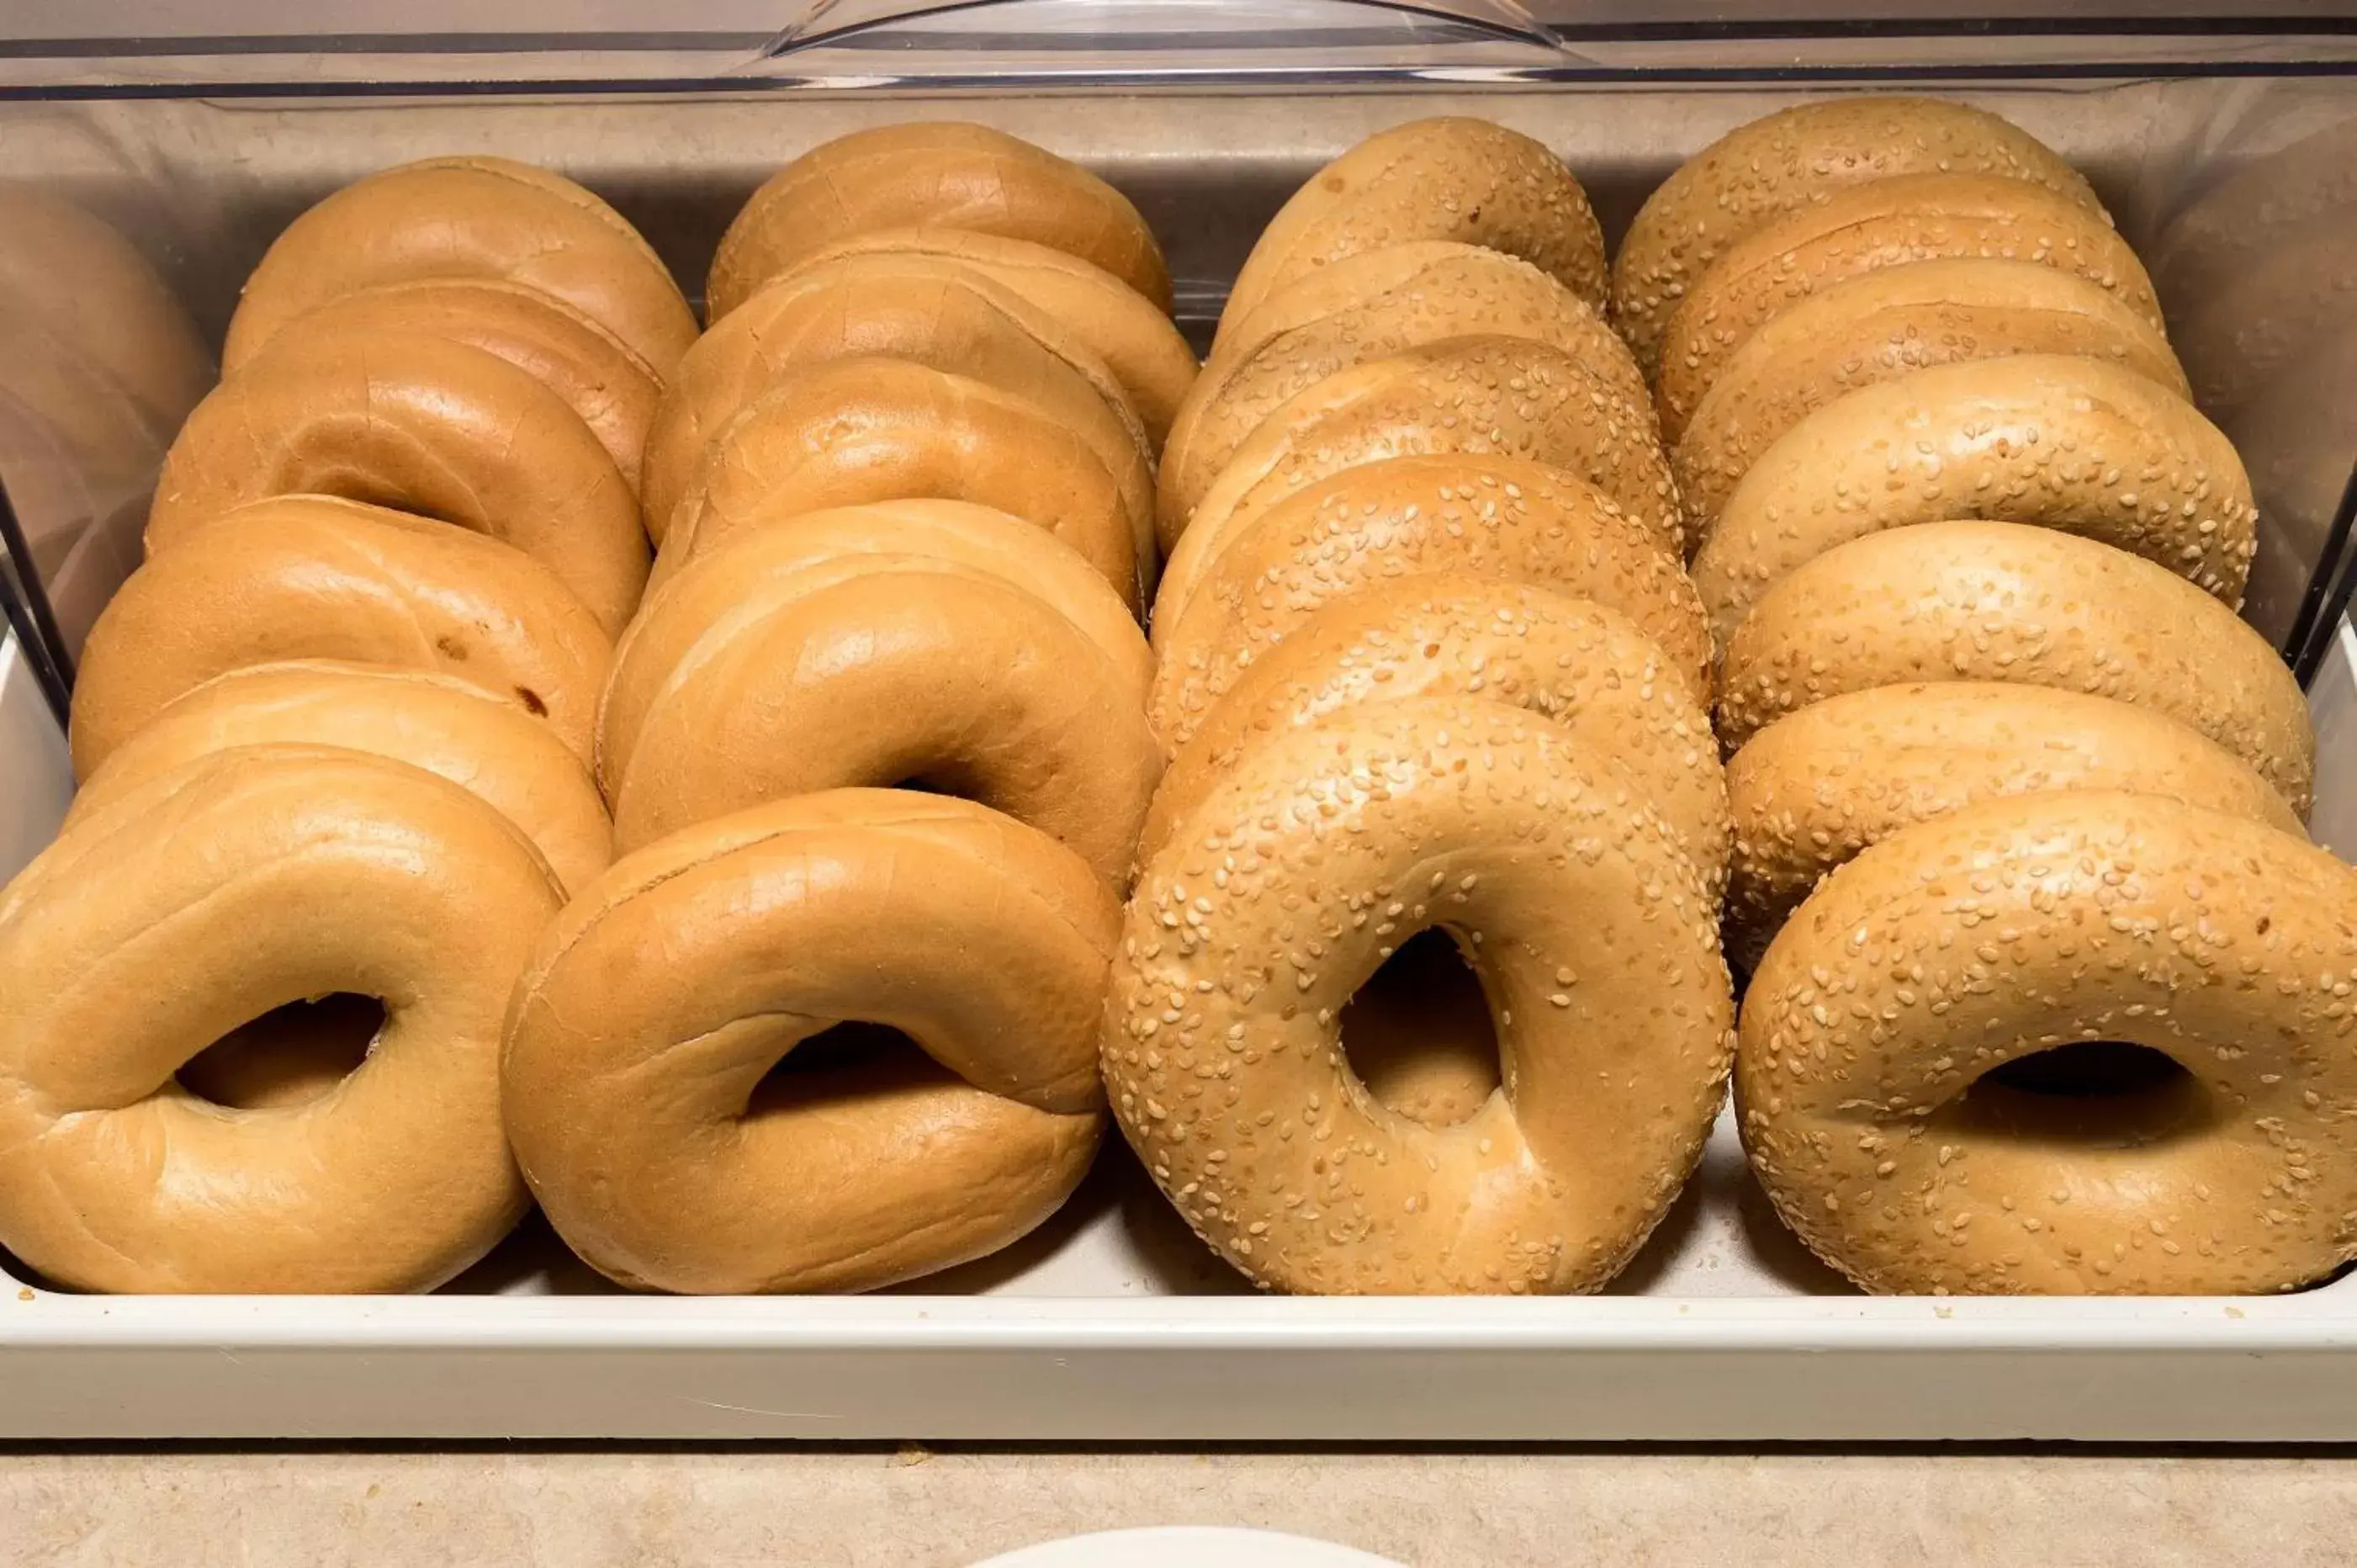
[1656,172,2158,439]
[1215,119,1606,359]
[71,495,612,772]
[1108,695,1732,1295]
[1148,454,1707,749]
[1737,790,2357,1295]
[1613,97,2101,381]
[1723,682,2303,971]
[224,155,695,375]
[147,329,648,636]
[705,123,1170,320]
[0,744,559,1292]
[502,788,1115,1295]
[1714,521,2315,813]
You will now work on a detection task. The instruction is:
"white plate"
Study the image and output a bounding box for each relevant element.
[969,1527,1407,1568]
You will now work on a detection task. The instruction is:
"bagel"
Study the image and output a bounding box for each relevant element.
[1613,97,2103,380]
[71,495,612,773]
[1213,119,1607,359]
[601,499,1152,799]
[1107,695,1733,1295]
[69,660,612,895]
[659,357,1143,611]
[502,788,1115,1294]
[705,122,1170,320]
[1724,682,2305,971]
[640,253,1152,576]
[1162,243,1641,539]
[1671,259,2189,543]
[1159,334,1677,569]
[602,506,1160,882]
[781,228,1196,446]
[1692,355,2258,647]
[273,278,664,495]
[1149,454,1708,748]
[0,744,560,1292]
[1736,790,2357,1295]
[1138,576,1726,893]
[1656,172,2161,440]
[1714,521,2316,813]
[146,330,648,635]
[223,155,695,375]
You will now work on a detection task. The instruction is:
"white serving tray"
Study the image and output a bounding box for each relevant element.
[5,624,2357,1443]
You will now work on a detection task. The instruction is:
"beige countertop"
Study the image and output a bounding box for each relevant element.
[8,1449,2354,1565]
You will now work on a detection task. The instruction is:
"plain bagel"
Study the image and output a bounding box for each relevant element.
[0,744,559,1292]
[779,228,1197,446]
[638,253,1152,572]
[1737,789,2357,1295]
[1723,681,2305,970]
[658,356,1146,611]
[1655,172,2161,440]
[1158,333,1677,570]
[1671,258,2189,543]
[71,495,612,773]
[705,122,1171,320]
[601,506,1160,882]
[223,155,695,375]
[1713,520,2316,813]
[1613,96,2102,381]
[146,329,648,635]
[1107,694,1733,1295]
[1161,242,1641,540]
[273,278,665,495]
[69,660,613,895]
[1691,354,2259,648]
[501,788,1115,1295]
[1149,454,1708,748]
[1138,575,1727,892]
[1213,119,1608,359]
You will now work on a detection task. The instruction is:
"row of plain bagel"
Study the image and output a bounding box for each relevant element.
[1,107,2354,1299]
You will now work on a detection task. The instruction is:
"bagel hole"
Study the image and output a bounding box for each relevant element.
[1337,929,1502,1129]
[745,1020,950,1119]
[177,993,384,1111]
[1957,1041,2205,1147]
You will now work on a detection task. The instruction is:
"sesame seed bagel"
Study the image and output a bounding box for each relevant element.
[1672,259,2189,545]
[780,228,1196,447]
[1137,575,1727,895]
[1215,118,1607,360]
[706,122,1171,322]
[1162,242,1640,542]
[1613,96,2101,382]
[1158,332,1677,576]
[273,278,665,496]
[600,504,1159,882]
[224,155,695,376]
[1656,172,2159,440]
[1724,681,2305,971]
[1714,521,2315,813]
[658,356,1144,612]
[640,254,1152,577]
[69,660,613,896]
[0,744,561,1292]
[71,495,612,772]
[146,329,648,635]
[1106,694,1734,1295]
[502,788,1115,1295]
[1736,789,2357,1295]
[1149,454,1707,749]
[1691,354,2258,649]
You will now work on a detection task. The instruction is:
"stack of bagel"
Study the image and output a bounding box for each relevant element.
[1112,119,1736,1295]
[1621,98,2357,1295]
